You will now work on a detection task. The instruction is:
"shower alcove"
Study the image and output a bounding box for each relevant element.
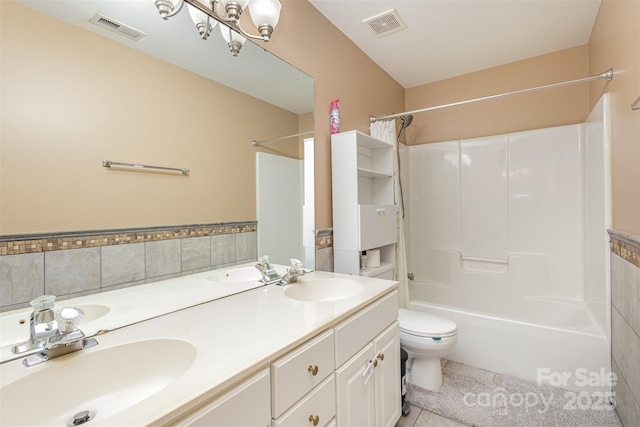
[402,95,612,393]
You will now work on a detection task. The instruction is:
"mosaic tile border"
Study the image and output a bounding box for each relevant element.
[0,222,257,256]
[315,228,333,249]
[609,229,640,268]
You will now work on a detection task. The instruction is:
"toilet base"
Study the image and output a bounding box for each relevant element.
[409,357,444,391]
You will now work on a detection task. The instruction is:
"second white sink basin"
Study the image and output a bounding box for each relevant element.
[284,279,364,302]
[0,338,196,426]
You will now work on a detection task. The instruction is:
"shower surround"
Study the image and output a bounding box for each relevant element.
[403,95,611,393]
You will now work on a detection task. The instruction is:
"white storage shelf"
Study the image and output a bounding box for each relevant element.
[332,130,398,277]
[360,261,394,278]
[357,167,392,179]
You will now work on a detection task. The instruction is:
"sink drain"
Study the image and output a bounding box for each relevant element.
[68,410,95,426]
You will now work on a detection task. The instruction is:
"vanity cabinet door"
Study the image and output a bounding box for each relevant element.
[335,342,376,426]
[374,322,401,427]
[271,329,335,419]
[334,290,398,367]
[272,375,336,427]
[334,313,401,427]
[176,368,270,427]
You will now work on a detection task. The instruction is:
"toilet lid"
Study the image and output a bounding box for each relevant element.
[399,308,457,338]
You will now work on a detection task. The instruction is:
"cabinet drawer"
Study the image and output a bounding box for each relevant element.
[272,375,336,427]
[358,205,397,250]
[271,330,335,419]
[334,290,398,367]
[176,369,270,427]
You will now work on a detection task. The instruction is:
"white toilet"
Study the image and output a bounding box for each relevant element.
[398,308,458,391]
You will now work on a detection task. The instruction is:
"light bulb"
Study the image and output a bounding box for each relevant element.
[219,25,246,56]
[155,0,184,19]
[249,0,281,29]
[218,0,250,22]
[187,2,217,40]
[220,0,250,9]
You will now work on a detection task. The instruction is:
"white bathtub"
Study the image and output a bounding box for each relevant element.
[409,297,611,394]
[400,97,613,395]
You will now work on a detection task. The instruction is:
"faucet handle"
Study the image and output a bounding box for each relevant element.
[30,295,56,312]
[259,255,272,269]
[290,258,303,270]
[56,307,84,333]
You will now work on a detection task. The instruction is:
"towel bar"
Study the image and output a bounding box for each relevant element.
[102,160,189,175]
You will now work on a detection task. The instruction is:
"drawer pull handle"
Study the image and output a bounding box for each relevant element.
[378,353,385,361]
[309,415,320,426]
[373,359,378,368]
[308,365,319,376]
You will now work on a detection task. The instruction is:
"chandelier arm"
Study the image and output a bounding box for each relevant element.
[235,21,266,41]
[183,0,264,40]
[183,0,238,25]
[165,0,185,19]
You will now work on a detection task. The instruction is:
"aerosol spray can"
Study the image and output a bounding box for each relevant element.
[330,99,340,134]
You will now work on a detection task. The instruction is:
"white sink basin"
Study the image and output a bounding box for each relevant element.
[0,338,196,426]
[0,304,110,348]
[284,279,364,302]
[206,266,263,283]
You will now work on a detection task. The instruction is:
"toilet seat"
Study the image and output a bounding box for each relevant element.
[399,308,457,338]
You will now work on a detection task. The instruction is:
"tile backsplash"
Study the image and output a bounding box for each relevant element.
[315,228,334,272]
[0,222,257,312]
[609,230,640,427]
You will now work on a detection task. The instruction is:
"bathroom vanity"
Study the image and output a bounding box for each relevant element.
[0,266,399,427]
[176,290,399,427]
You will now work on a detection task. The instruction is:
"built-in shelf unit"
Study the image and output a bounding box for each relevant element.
[331,130,398,278]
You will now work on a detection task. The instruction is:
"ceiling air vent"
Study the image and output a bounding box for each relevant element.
[363,9,407,37]
[89,14,146,41]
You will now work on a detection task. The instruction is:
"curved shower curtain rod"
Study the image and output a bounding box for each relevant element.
[370,68,614,123]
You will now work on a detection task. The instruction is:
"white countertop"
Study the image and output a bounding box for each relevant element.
[0,267,398,426]
[0,263,285,364]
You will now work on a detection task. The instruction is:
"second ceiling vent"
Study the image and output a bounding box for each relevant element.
[89,14,146,42]
[363,9,407,38]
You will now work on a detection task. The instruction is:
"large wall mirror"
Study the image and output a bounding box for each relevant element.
[1,0,314,265]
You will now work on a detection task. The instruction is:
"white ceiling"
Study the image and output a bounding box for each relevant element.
[15,0,602,109]
[308,0,602,89]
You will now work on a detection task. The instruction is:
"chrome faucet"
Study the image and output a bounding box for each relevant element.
[12,295,59,354]
[279,258,307,285]
[255,255,282,285]
[22,306,98,367]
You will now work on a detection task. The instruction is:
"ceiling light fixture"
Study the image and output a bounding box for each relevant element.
[154,0,281,56]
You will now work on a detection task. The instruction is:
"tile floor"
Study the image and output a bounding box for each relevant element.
[395,359,622,427]
[395,360,473,427]
[395,404,467,427]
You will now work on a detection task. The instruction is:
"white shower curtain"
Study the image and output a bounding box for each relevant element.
[370,120,410,309]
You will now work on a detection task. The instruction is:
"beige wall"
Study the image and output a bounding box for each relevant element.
[589,0,640,236]
[0,1,300,235]
[0,0,405,234]
[404,45,591,145]
[7,1,632,236]
[265,1,405,228]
